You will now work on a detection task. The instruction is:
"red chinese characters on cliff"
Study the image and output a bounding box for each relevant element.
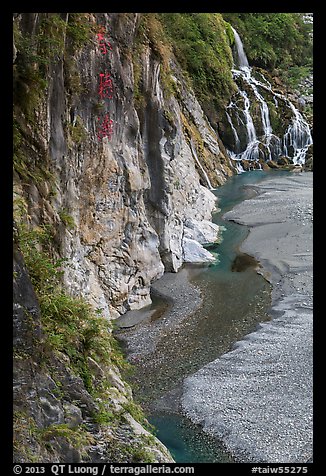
[96,26,112,55]
[96,25,114,141]
[97,114,113,140]
[98,72,113,100]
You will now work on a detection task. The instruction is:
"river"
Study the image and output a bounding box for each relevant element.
[115,169,291,463]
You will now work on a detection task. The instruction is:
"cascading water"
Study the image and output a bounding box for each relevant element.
[225,106,240,152]
[238,88,257,143]
[283,101,313,164]
[232,27,249,69]
[226,26,312,170]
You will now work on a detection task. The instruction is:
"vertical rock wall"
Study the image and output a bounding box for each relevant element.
[13,12,236,462]
[14,12,235,318]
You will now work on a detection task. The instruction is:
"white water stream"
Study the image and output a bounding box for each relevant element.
[227,27,312,167]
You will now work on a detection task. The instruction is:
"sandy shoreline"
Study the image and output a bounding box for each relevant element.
[182,172,313,462]
[224,173,313,306]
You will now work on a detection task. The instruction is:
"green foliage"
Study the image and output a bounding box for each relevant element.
[130,443,156,463]
[222,13,312,75]
[17,219,132,391]
[14,14,93,119]
[121,401,155,433]
[159,13,236,108]
[92,409,115,425]
[279,65,312,91]
[37,423,93,453]
[133,14,174,105]
[17,223,64,294]
[137,14,172,68]
[14,14,66,78]
[66,13,94,50]
[58,208,76,230]
[38,14,67,59]
[16,222,116,393]
[68,116,87,145]
[13,119,55,183]
[122,401,145,424]
[13,121,30,180]
[132,51,144,108]
[224,20,235,46]
[15,221,163,461]
[42,294,115,393]
[13,15,59,119]
[13,411,41,463]
[160,68,178,99]
[64,57,84,95]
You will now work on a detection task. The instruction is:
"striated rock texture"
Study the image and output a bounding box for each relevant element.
[14,13,234,318]
[13,244,172,463]
[13,12,235,462]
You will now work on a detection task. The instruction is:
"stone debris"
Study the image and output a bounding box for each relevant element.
[182,173,313,463]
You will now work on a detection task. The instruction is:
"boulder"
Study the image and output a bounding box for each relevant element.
[277,156,290,166]
[184,218,219,244]
[267,160,280,169]
[182,237,216,263]
[303,157,313,172]
[63,402,83,429]
[303,144,313,171]
[272,76,283,87]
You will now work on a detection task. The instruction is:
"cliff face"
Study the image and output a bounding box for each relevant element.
[13,244,172,463]
[14,13,234,318]
[13,12,235,462]
[12,12,313,463]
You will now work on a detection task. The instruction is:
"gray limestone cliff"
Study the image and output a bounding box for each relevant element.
[14,13,234,318]
[13,12,235,462]
[13,243,172,462]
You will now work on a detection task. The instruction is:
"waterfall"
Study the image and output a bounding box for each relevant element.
[282,101,313,165]
[231,26,249,69]
[226,27,312,170]
[238,89,257,143]
[242,71,312,163]
[248,80,272,136]
[225,108,241,151]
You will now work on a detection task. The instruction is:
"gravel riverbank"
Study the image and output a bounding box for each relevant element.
[116,267,202,361]
[182,172,313,463]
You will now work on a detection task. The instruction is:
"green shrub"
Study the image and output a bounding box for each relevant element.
[66,13,95,49]
[224,20,235,46]
[17,223,64,295]
[37,423,93,453]
[58,208,76,230]
[121,401,155,433]
[222,13,312,76]
[279,65,312,90]
[68,116,87,145]
[15,222,116,393]
[92,409,115,425]
[130,443,156,463]
[158,13,236,108]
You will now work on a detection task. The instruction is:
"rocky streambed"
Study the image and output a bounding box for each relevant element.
[116,170,313,463]
[182,172,313,463]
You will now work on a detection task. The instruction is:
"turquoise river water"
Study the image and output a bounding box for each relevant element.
[117,170,289,463]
